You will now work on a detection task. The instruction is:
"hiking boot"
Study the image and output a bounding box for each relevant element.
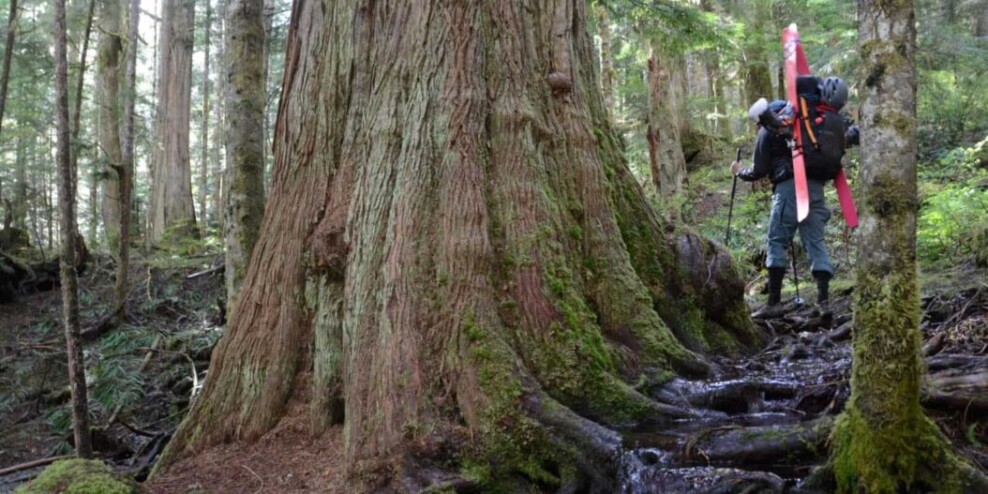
[813,271,831,305]
[752,268,787,318]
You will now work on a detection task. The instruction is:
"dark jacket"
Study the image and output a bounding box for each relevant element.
[737,127,793,185]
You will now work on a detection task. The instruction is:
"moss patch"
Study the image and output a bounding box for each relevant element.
[15,459,135,494]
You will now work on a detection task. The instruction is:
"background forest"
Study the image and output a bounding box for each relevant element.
[0,0,985,272]
[0,0,986,492]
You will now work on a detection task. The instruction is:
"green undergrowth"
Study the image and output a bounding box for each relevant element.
[0,250,226,459]
[15,459,136,494]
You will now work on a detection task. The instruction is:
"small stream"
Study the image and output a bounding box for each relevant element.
[616,314,852,493]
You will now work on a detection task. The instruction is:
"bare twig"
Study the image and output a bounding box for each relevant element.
[0,455,74,477]
[186,265,224,280]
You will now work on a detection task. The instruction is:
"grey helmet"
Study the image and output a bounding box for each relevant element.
[821,77,848,110]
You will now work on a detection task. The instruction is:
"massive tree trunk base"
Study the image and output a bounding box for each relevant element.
[156,1,762,492]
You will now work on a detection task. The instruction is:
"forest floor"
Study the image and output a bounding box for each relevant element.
[1,248,986,493]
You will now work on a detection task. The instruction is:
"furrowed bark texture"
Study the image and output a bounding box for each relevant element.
[829,1,984,492]
[115,0,140,321]
[54,0,92,458]
[163,1,760,490]
[149,0,197,245]
[595,4,614,118]
[223,0,266,306]
[98,0,124,249]
[646,41,688,222]
[0,0,17,138]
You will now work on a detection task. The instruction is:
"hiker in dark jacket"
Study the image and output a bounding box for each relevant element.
[730,100,833,317]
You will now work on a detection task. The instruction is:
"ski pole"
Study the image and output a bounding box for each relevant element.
[790,241,804,306]
[724,148,742,246]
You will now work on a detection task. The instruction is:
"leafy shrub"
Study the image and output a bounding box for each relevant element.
[918,139,988,267]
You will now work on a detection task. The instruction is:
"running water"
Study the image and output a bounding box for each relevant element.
[614,319,852,493]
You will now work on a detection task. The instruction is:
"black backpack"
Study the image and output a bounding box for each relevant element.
[795,76,845,181]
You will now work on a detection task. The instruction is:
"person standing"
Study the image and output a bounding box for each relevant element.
[731,92,847,317]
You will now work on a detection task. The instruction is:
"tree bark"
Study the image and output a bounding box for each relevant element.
[646,41,689,223]
[70,0,96,206]
[0,0,17,139]
[210,0,226,231]
[976,0,988,37]
[98,0,124,249]
[197,0,210,236]
[223,0,266,307]
[149,0,197,245]
[740,2,773,106]
[161,1,761,491]
[595,4,614,119]
[114,0,140,323]
[828,1,985,491]
[54,0,93,459]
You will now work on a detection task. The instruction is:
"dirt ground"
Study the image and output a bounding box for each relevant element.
[147,401,346,494]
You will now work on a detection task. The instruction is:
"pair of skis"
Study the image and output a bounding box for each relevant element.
[782,24,858,228]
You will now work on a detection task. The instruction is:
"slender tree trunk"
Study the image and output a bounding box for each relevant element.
[149,0,197,245]
[197,0,210,236]
[223,0,266,305]
[161,2,760,490]
[210,0,226,231]
[976,0,988,37]
[741,2,773,106]
[262,0,273,183]
[0,0,17,139]
[99,0,124,249]
[707,52,731,141]
[16,135,31,231]
[54,0,93,459]
[115,0,141,322]
[46,134,54,251]
[942,0,957,25]
[88,135,99,244]
[70,0,96,205]
[646,41,689,223]
[828,1,987,491]
[13,133,26,228]
[595,3,614,119]
[776,61,785,101]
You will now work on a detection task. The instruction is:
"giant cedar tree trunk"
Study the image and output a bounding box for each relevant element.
[828,1,987,492]
[223,0,266,307]
[162,1,761,490]
[149,0,197,244]
[98,0,124,250]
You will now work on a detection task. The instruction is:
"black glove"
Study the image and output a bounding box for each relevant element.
[845,125,860,147]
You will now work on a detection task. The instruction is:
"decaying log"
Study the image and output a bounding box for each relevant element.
[678,416,834,465]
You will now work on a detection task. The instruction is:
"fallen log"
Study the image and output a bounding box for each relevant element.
[677,416,834,466]
[922,371,988,415]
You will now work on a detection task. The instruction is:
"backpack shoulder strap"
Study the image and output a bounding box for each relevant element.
[799,96,820,150]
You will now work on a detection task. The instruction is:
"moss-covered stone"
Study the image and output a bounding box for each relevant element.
[15,459,135,494]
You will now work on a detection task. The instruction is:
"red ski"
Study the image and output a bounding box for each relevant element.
[782,24,859,228]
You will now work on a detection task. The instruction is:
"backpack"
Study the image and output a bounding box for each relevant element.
[795,76,845,181]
